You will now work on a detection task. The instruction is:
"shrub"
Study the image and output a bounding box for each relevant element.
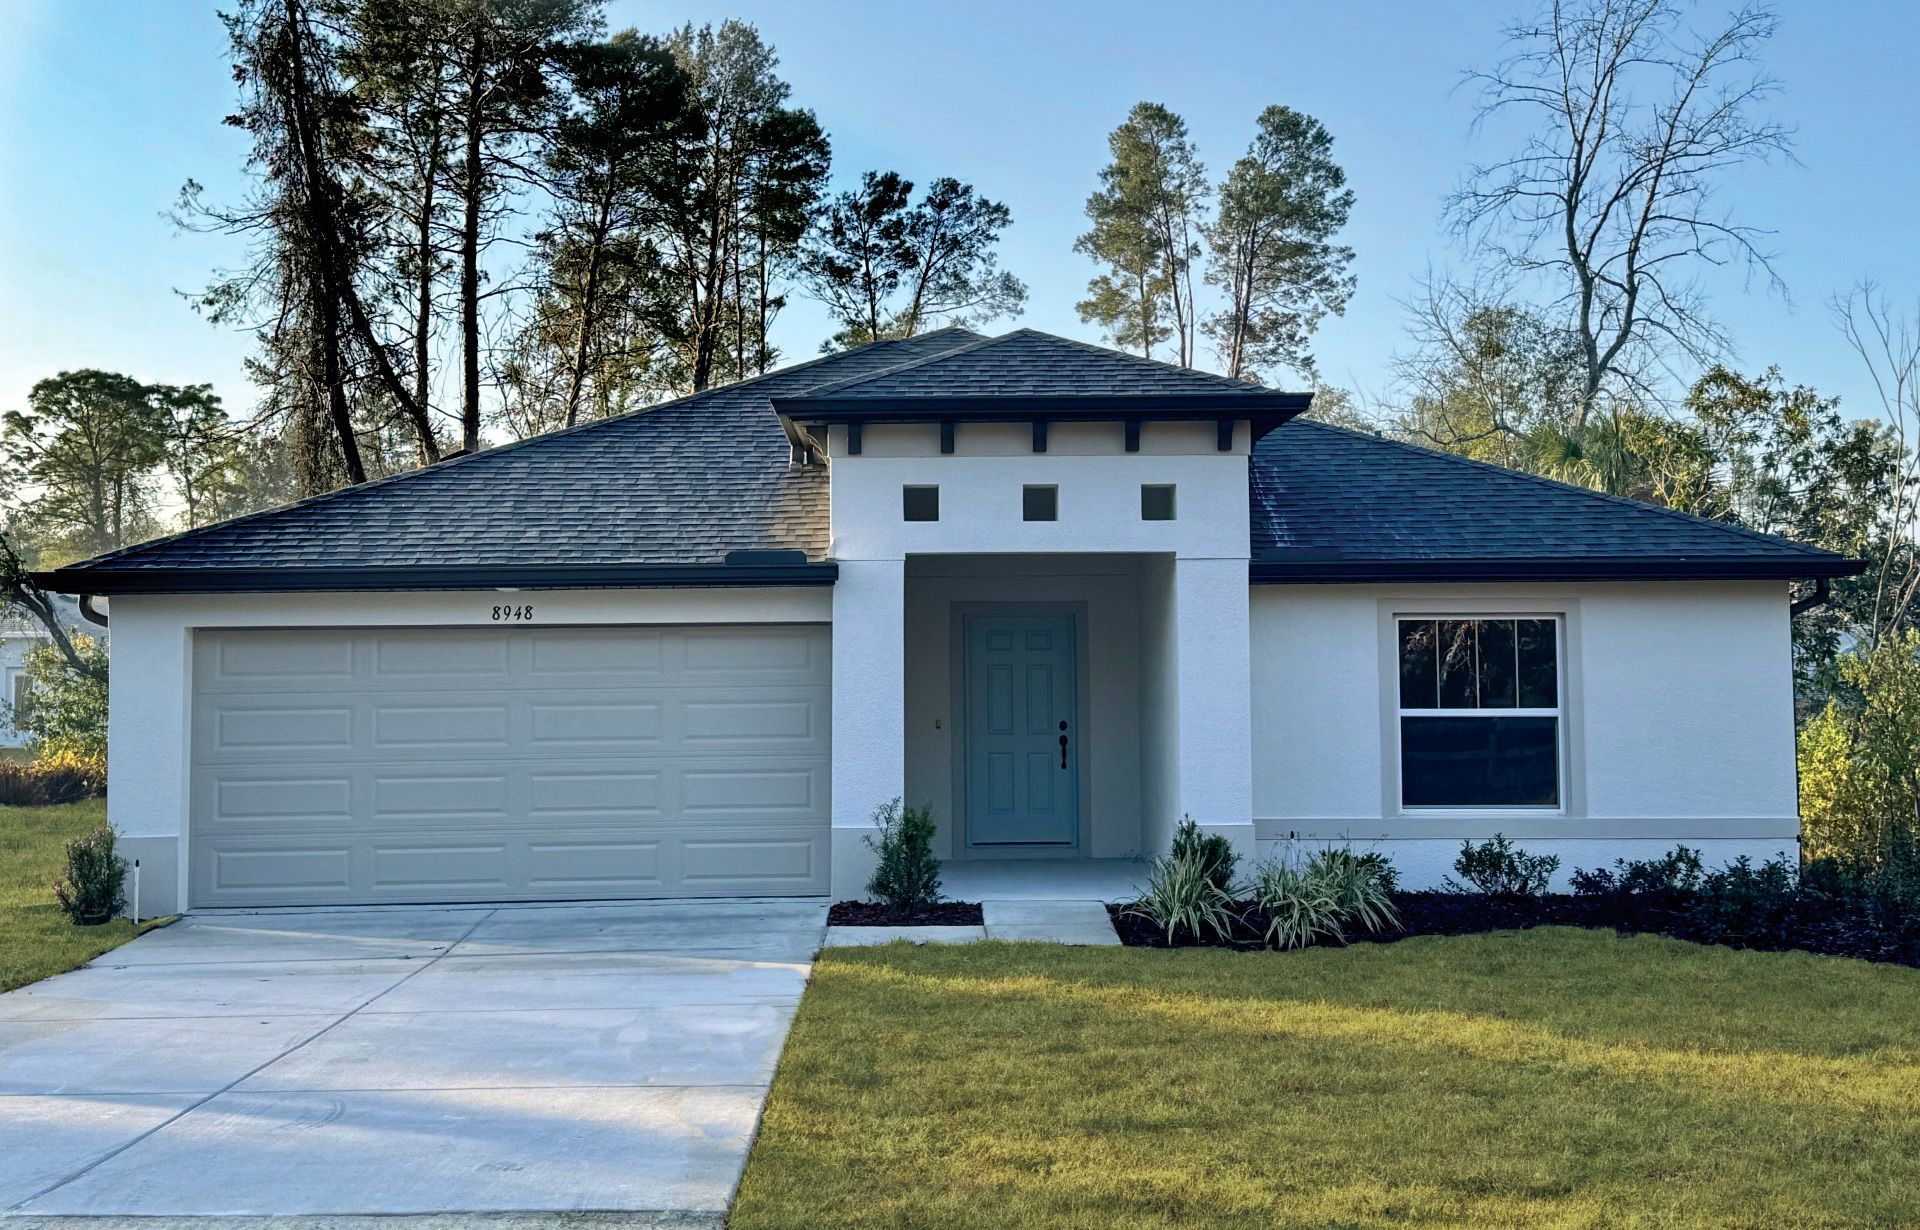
[53,824,126,925]
[1170,815,1238,895]
[1798,631,1920,870]
[1309,848,1401,934]
[1690,854,1797,944]
[1250,848,1400,951]
[863,798,942,915]
[1251,861,1344,950]
[1445,834,1559,897]
[1569,846,1705,898]
[0,752,106,807]
[1126,851,1237,944]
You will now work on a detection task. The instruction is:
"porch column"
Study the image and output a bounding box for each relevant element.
[1170,556,1256,864]
[829,557,907,898]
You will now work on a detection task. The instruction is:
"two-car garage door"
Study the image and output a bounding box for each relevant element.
[189,624,831,908]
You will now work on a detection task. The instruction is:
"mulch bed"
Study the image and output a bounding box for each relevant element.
[828,900,984,926]
[1107,892,1920,968]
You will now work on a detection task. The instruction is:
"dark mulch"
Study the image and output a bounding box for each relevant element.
[1108,892,1920,968]
[828,900,984,927]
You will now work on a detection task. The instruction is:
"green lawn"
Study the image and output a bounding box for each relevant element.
[1,799,161,992]
[733,930,1920,1230]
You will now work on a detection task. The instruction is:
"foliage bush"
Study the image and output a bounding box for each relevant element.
[1445,834,1559,897]
[1569,846,1706,898]
[1251,847,1400,950]
[12,635,108,764]
[53,823,126,925]
[863,798,942,916]
[1799,631,1920,872]
[1126,843,1237,945]
[0,752,107,807]
[1689,855,1798,945]
[1169,815,1238,895]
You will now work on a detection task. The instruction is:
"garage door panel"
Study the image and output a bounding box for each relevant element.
[371,703,512,751]
[204,633,356,684]
[527,700,664,751]
[192,625,830,907]
[527,628,665,677]
[681,834,820,887]
[371,844,511,893]
[209,845,355,895]
[370,629,513,678]
[206,774,356,826]
[527,770,665,818]
[681,627,825,681]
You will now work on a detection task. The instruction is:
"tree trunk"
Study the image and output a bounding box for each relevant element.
[562,188,612,429]
[280,0,367,485]
[410,104,442,464]
[458,31,485,453]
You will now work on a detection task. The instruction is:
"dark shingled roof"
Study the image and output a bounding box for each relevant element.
[786,328,1269,400]
[39,328,983,591]
[36,328,1859,594]
[1250,419,1861,582]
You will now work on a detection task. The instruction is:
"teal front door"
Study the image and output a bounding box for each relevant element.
[964,614,1079,846]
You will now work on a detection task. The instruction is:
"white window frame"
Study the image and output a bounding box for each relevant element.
[1394,612,1566,814]
[2,666,26,738]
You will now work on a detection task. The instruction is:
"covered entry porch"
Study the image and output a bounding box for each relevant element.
[827,552,1254,899]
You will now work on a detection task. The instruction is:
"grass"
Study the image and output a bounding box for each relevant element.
[733,930,1920,1230]
[0,798,161,993]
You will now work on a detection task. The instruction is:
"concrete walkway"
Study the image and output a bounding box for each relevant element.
[0,900,825,1224]
[823,898,1122,947]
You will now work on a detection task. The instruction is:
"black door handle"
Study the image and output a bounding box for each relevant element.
[1058,721,1068,769]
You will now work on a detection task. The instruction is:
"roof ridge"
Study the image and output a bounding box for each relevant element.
[63,331,974,573]
[781,330,1013,397]
[784,328,1279,400]
[1000,328,1271,392]
[1277,418,1841,559]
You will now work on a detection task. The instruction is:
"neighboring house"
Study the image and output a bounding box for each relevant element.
[38,328,1860,915]
[0,594,104,751]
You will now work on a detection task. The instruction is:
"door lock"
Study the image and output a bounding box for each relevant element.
[1058,721,1069,769]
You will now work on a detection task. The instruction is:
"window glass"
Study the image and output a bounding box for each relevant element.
[1140,484,1176,520]
[1022,485,1058,521]
[1401,716,1560,807]
[1437,619,1477,708]
[1477,619,1517,709]
[1398,620,1437,708]
[1397,615,1561,808]
[902,485,939,522]
[1518,618,1558,707]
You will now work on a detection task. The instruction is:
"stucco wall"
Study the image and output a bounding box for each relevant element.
[1249,581,1801,887]
[106,586,833,915]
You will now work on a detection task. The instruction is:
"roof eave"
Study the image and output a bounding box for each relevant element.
[1249,556,1867,583]
[32,561,840,596]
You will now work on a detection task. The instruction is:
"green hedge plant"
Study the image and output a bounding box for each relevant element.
[863,798,943,915]
[1446,834,1559,897]
[54,824,126,926]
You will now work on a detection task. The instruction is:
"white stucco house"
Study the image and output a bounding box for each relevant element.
[39,328,1858,916]
[1,594,104,752]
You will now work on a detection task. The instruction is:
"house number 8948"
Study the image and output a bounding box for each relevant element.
[491,604,535,621]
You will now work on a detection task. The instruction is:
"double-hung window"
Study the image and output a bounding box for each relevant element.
[1397,616,1561,809]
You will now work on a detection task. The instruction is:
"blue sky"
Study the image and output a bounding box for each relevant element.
[3,0,1916,429]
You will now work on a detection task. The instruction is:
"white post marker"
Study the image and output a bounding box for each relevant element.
[131,858,140,927]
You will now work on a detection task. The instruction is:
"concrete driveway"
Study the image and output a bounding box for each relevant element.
[0,899,825,1223]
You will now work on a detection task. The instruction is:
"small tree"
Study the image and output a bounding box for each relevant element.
[863,797,942,915]
[14,635,109,765]
[1799,631,1920,869]
[1203,105,1355,382]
